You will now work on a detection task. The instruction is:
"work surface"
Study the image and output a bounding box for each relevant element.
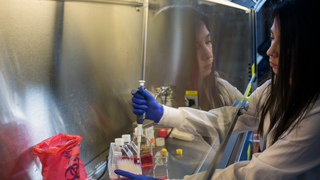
[94,124,219,180]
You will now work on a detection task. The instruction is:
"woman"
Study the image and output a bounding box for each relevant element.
[119,0,320,179]
[146,6,243,148]
[146,6,242,110]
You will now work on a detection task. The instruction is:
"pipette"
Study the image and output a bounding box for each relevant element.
[131,80,145,164]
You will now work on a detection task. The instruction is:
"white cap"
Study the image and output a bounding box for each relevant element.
[139,80,145,87]
[122,134,131,142]
[156,137,165,146]
[115,138,124,146]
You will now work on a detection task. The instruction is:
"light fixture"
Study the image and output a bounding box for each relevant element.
[201,0,250,11]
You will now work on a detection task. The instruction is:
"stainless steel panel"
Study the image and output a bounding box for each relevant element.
[59,0,144,162]
[0,0,144,179]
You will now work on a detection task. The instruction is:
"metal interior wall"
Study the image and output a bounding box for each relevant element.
[0,0,144,179]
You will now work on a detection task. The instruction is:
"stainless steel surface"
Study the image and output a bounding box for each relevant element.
[0,0,144,179]
[93,124,222,180]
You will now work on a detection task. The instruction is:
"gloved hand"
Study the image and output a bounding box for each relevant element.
[131,86,163,123]
[114,169,160,180]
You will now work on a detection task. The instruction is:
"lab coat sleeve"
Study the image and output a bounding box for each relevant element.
[183,100,320,180]
[159,105,238,138]
[230,80,271,133]
[158,80,271,137]
[217,77,243,103]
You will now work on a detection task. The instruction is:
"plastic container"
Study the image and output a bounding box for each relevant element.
[153,148,169,179]
[155,137,165,152]
[122,134,139,163]
[115,138,133,160]
[132,127,154,167]
[108,142,142,180]
[145,126,155,149]
[122,134,138,154]
[108,143,122,180]
[117,159,143,179]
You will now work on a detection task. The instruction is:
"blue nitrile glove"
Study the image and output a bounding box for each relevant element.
[115,169,160,180]
[131,86,163,123]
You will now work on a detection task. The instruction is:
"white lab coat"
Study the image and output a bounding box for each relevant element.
[158,80,320,180]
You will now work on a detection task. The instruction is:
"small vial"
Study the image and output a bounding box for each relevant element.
[155,137,165,152]
[160,148,168,164]
[115,138,133,160]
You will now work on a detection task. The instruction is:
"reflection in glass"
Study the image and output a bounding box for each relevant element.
[146,4,249,110]
[145,2,251,177]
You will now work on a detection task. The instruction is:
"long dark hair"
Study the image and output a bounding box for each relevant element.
[191,7,224,110]
[147,6,223,109]
[258,0,320,144]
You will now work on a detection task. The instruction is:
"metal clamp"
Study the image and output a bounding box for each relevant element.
[154,86,173,106]
[232,100,249,115]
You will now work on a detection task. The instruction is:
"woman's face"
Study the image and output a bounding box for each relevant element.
[196,20,213,78]
[267,18,280,75]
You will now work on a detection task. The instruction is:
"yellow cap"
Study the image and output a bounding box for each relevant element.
[161,148,167,155]
[176,149,182,155]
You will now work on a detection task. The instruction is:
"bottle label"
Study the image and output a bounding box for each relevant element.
[145,126,155,146]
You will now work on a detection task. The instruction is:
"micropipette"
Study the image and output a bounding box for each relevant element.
[131,80,145,164]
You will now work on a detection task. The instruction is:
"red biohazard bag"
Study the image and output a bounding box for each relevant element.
[33,133,89,180]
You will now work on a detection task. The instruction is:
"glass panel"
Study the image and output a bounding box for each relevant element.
[145,0,251,179]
